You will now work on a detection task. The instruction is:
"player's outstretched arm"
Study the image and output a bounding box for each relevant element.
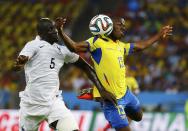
[73,57,117,105]
[133,25,173,52]
[13,55,29,71]
[55,17,88,53]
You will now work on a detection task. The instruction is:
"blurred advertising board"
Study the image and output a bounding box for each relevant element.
[0,110,187,131]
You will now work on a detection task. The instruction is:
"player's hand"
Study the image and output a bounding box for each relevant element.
[17,55,29,65]
[13,55,28,71]
[55,17,66,31]
[160,25,173,38]
[100,90,117,106]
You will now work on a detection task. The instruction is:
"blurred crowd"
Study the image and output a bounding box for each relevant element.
[0,0,187,109]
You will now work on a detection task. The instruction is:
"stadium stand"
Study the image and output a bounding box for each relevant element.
[0,0,187,111]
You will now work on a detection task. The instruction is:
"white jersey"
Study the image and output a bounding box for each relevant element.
[19,36,79,105]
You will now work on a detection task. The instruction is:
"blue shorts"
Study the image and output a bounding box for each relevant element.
[102,89,141,129]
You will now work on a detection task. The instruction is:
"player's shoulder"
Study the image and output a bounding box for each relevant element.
[56,44,67,51]
[86,35,107,44]
[55,43,72,54]
[119,40,130,46]
[25,36,44,47]
[129,77,137,82]
[86,36,98,44]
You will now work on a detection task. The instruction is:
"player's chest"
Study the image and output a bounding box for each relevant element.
[37,45,62,58]
[35,45,64,67]
[101,43,125,57]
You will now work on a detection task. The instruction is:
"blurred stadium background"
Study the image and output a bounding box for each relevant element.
[0,0,188,131]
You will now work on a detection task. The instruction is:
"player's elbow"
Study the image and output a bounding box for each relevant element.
[133,111,143,122]
[134,114,142,122]
[134,43,145,52]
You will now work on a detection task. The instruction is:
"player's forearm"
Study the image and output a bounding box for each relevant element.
[58,29,88,53]
[58,29,77,52]
[86,69,105,92]
[134,33,161,51]
[74,58,105,92]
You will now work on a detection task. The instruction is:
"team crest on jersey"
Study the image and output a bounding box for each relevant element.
[39,45,45,48]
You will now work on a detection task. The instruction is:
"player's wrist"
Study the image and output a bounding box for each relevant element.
[156,32,162,39]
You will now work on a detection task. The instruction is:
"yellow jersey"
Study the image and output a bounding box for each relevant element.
[125,76,139,91]
[86,36,134,99]
[93,76,139,98]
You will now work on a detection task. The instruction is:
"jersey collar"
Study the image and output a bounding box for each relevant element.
[100,35,119,43]
[35,35,57,45]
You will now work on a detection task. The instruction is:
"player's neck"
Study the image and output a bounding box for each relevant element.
[41,38,54,45]
[108,35,118,42]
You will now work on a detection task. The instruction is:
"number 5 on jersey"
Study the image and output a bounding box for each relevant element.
[50,58,55,69]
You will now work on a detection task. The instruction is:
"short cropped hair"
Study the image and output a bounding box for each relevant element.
[36,18,52,35]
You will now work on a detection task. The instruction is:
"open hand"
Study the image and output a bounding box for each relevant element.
[55,17,66,31]
[160,25,173,38]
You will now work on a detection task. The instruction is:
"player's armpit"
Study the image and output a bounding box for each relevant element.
[131,43,144,53]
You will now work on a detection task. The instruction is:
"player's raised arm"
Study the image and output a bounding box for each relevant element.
[55,17,88,53]
[132,25,173,52]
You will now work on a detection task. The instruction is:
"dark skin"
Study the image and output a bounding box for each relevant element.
[13,18,117,131]
[55,17,173,131]
[55,17,172,53]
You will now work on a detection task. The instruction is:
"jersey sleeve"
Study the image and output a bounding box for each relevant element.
[19,42,38,59]
[86,36,98,52]
[61,46,79,63]
[124,43,134,55]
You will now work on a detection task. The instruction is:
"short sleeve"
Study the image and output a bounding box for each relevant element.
[19,42,38,59]
[124,43,134,55]
[86,36,99,52]
[61,46,79,63]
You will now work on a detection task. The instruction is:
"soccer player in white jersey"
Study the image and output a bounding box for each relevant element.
[13,18,117,131]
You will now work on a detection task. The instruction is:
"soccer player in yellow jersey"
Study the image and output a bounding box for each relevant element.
[93,68,140,99]
[55,17,172,131]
